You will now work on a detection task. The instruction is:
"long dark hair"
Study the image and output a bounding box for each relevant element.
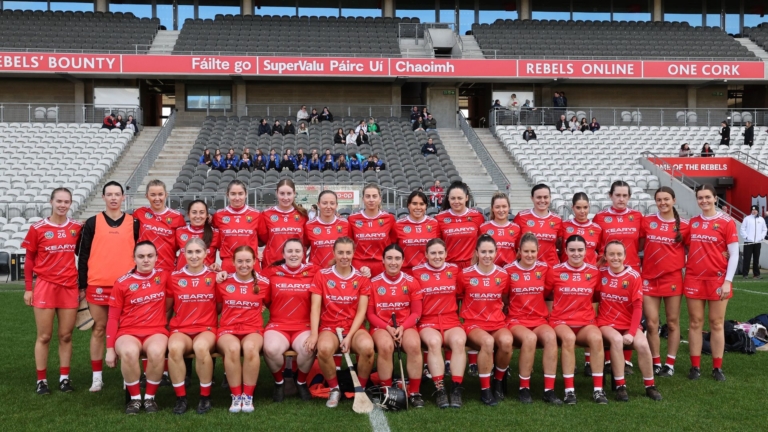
[233,245,260,293]
[654,186,682,243]
[276,179,308,218]
[531,183,550,197]
[131,240,157,273]
[187,200,213,247]
[441,181,470,211]
[609,180,631,197]
[471,234,497,265]
[572,192,589,205]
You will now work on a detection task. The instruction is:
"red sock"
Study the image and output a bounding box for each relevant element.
[452,375,463,386]
[445,350,452,361]
[592,373,603,390]
[327,376,339,389]
[713,357,723,369]
[59,366,70,377]
[614,376,626,387]
[200,382,211,397]
[381,378,393,387]
[519,375,530,389]
[652,356,662,366]
[297,370,308,385]
[479,374,491,390]
[145,380,160,398]
[408,378,421,395]
[544,374,555,391]
[666,355,676,367]
[333,354,342,370]
[468,351,478,365]
[272,363,286,384]
[563,374,575,391]
[243,384,255,396]
[126,381,141,398]
[494,367,507,381]
[173,381,186,397]
[691,355,701,368]
[358,377,368,388]
[644,377,655,388]
[584,352,591,364]
[624,350,633,363]
[141,358,148,372]
[423,351,429,364]
[91,360,103,373]
[432,374,444,385]
[36,369,47,381]
[230,384,242,396]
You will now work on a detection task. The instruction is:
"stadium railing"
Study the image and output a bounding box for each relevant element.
[640,150,768,176]
[200,104,415,119]
[124,110,176,200]
[0,103,143,125]
[458,111,510,193]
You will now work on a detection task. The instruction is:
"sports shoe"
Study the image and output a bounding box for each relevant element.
[409,393,425,408]
[89,378,103,393]
[564,390,577,405]
[480,388,498,406]
[712,368,726,382]
[653,364,662,375]
[143,398,159,413]
[36,381,51,395]
[468,364,479,377]
[593,389,609,405]
[542,390,563,405]
[491,378,505,401]
[688,367,701,381]
[125,399,142,415]
[326,388,341,408]
[229,394,242,413]
[583,363,592,377]
[58,379,74,393]
[624,361,634,376]
[434,387,449,409]
[645,386,663,401]
[273,382,285,403]
[296,383,312,401]
[518,387,533,404]
[196,397,212,414]
[657,365,675,377]
[173,396,188,415]
[422,364,432,379]
[160,374,172,387]
[449,385,463,408]
[241,395,254,413]
[614,385,629,402]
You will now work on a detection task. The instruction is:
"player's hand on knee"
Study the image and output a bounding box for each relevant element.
[622,334,634,346]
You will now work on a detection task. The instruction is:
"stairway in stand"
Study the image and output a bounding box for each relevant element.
[474,128,532,215]
[436,128,498,207]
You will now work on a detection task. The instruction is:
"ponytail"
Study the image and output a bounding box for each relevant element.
[232,245,259,294]
[277,179,308,218]
[187,200,213,247]
[672,206,682,243]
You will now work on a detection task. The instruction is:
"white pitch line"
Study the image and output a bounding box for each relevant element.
[368,407,391,432]
[733,287,768,296]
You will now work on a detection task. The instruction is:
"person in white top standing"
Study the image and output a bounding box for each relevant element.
[740,205,767,279]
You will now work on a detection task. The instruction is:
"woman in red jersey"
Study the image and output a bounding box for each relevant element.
[481,192,521,267]
[413,239,466,409]
[22,188,83,395]
[558,192,602,265]
[105,241,170,415]
[514,184,562,267]
[212,180,262,273]
[368,244,424,406]
[598,241,662,402]
[306,237,374,409]
[641,187,690,378]
[175,200,221,270]
[348,184,396,275]
[258,179,308,268]
[134,179,186,271]
[503,233,561,405]
[458,235,513,407]
[685,184,739,382]
[436,181,484,269]
[261,238,318,403]
[305,190,350,268]
[393,190,440,273]
[547,235,608,405]
[166,238,219,415]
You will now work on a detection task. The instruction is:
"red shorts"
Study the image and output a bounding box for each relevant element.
[684,277,732,301]
[217,329,263,340]
[506,318,549,331]
[32,280,79,309]
[352,259,383,276]
[170,328,216,339]
[417,314,462,332]
[643,271,684,297]
[221,259,261,274]
[265,326,310,345]
[117,329,169,345]
[86,285,112,306]
[463,320,505,334]
[448,260,473,270]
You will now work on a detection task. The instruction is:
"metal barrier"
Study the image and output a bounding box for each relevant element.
[458,111,509,193]
[203,104,416,119]
[124,110,176,200]
[0,103,143,125]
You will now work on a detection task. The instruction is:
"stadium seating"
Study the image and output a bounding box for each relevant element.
[474,19,755,59]
[173,15,414,55]
[743,25,768,52]
[0,10,159,52]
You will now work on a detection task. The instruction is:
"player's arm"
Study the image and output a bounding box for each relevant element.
[77,217,96,290]
[22,228,38,293]
[305,293,322,352]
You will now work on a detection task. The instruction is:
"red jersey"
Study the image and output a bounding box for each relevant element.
[22,218,82,288]
[368,272,422,328]
[412,263,460,319]
[597,266,643,329]
[304,216,350,268]
[514,209,562,267]
[108,269,169,341]
[480,220,521,267]
[456,265,510,328]
[175,224,222,269]
[392,215,440,270]
[258,206,308,267]
[435,208,485,264]
[134,207,186,271]
[262,263,318,332]
[348,210,396,262]
[686,213,739,281]
[212,205,261,260]
[309,266,372,333]
[503,261,550,328]
[641,213,690,280]
[216,273,270,335]
[168,267,219,334]
[593,207,643,268]
[545,262,599,327]
[558,218,602,265]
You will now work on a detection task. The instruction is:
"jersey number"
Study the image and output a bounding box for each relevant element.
[610,279,618,288]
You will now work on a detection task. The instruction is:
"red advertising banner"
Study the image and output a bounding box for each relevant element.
[518,60,642,78]
[643,61,765,79]
[258,57,389,76]
[390,58,518,77]
[0,52,120,72]
[651,157,732,176]
[122,54,257,75]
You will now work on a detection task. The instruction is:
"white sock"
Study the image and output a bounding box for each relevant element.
[60,374,69,382]
[93,371,102,381]
[37,379,47,384]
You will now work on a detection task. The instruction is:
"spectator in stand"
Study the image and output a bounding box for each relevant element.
[410,106,420,124]
[126,115,138,134]
[491,99,502,109]
[364,155,376,172]
[337,155,349,172]
[421,138,437,156]
[258,118,272,136]
[522,126,537,141]
[355,120,367,134]
[310,149,319,161]
[348,154,362,171]
[740,205,767,279]
[356,128,369,146]
[743,121,754,147]
[239,151,253,172]
[413,117,425,132]
[421,107,430,120]
[319,107,333,122]
[281,154,295,172]
[507,94,519,111]
[199,149,212,167]
[424,114,437,131]
[256,149,264,159]
[308,204,318,220]
[223,152,239,172]
[679,143,693,157]
[556,114,569,133]
[297,105,310,123]
[372,155,385,171]
[266,154,280,171]
[321,153,336,172]
[579,118,589,133]
[346,128,358,145]
[101,113,116,130]
[212,153,226,172]
[334,128,346,144]
[272,120,284,136]
[560,91,568,107]
[114,115,124,130]
[429,180,444,208]
[701,143,715,157]
[295,149,308,168]
[569,115,579,132]
[589,117,600,132]
[552,92,564,108]
[284,120,296,135]
[254,154,266,172]
[309,108,320,124]
[367,117,380,135]
[719,121,730,146]
[308,153,321,171]
[298,122,309,135]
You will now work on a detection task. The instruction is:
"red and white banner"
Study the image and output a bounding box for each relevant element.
[0,52,764,80]
[651,157,732,176]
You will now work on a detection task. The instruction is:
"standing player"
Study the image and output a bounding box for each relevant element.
[258,179,308,268]
[175,200,221,270]
[457,235,513,407]
[514,184,562,267]
[261,239,318,403]
[480,192,521,267]
[641,187,689,377]
[104,241,169,414]
[134,180,186,271]
[212,180,261,273]
[22,188,82,395]
[685,184,739,381]
[348,184,396,275]
[166,238,219,414]
[216,246,269,413]
[598,241,662,401]
[305,237,374,409]
[368,244,425,407]
[559,193,602,265]
[392,190,440,273]
[504,233,561,405]
[305,190,349,268]
[547,235,608,405]
[78,181,139,392]
[436,181,484,269]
